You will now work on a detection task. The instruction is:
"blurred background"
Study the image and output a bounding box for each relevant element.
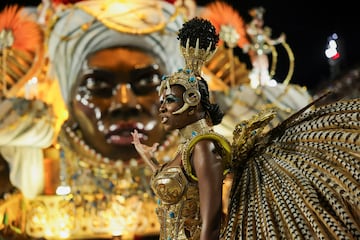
[199,0,359,94]
[2,0,359,94]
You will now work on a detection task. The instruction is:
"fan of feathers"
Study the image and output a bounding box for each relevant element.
[223,93,360,239]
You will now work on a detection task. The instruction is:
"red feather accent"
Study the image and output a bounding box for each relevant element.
[201,1,249,48]
[0,5,43,52]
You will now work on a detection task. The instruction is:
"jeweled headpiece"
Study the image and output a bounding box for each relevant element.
[159,17,219,114]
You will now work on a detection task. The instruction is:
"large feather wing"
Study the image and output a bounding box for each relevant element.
[223,97,360,239]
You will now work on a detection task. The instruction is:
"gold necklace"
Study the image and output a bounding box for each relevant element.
[178,118,212,143]
[59,121,180,178]
[175,118,212,156]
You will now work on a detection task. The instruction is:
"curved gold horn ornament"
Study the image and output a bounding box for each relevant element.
[172,102,190,115]
[172,88,201,115]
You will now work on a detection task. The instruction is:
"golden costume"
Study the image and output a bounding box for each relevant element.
[151,119,231,240]
[148,18,230,238]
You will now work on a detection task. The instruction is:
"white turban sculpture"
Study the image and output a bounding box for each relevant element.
[0,99,54,199]
[48,0,185,105]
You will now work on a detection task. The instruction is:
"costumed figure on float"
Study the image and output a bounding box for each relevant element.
[132,16,360,240]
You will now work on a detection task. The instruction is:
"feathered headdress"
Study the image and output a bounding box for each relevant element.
[159,17,219,114]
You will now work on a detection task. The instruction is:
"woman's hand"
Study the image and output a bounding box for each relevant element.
[131,129,159,172]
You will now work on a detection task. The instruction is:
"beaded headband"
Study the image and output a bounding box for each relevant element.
[159,17,219,114]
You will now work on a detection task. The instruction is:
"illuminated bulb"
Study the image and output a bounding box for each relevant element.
[56,185,71,195]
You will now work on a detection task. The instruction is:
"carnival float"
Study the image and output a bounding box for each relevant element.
[2,1,356,239]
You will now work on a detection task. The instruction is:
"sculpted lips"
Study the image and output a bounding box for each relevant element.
[106,122,147,145]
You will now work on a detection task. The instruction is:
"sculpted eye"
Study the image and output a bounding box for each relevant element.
[132,73,161,95]
[79,73,115,97]
[131,64,163,95]
[87,78,107,89]
[138,74,160,86]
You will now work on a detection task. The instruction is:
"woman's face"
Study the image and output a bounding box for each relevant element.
[159,84,195,132]
[70,47,167,161]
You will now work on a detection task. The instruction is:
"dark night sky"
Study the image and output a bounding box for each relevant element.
[2,0,359,93]
[198,0,360,93]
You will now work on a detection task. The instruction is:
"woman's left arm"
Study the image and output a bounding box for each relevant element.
[193,140,224,240]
